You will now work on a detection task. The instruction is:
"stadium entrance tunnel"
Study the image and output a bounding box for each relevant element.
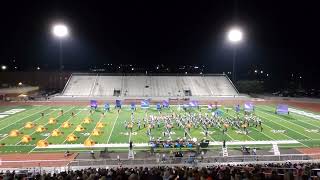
[113,89,121,96]
[184,90,192,96]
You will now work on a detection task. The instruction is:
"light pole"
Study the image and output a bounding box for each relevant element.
[227,27,243,82]
[52,24,69,71]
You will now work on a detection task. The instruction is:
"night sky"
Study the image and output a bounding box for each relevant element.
[0,1,319,87]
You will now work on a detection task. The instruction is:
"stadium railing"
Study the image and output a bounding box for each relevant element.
[2,153,320,171]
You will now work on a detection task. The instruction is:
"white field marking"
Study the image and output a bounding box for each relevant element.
[17,107,75,145]
[204,108,234,141]
[227,108,310,147]
[224,112,254,141]
[106,113,120,144]
[227,108,276,141]
[59,110,88,144]
[256,112,309,147]
[85,115,104,142]
[0,115,9,118]
[257,109,314,139]
[194,109,215,141]
[0,108,25,115]
[0,108,59,142]
[262,106,320,129]
[28,107,81,153]
[34,140,300,149]
[0,107,50,131]
[58,109,102,144]
[195,119,215,141]
[261,106,319,129]
[183,128,193,139]
[40,107,81,142]
[289,107,320,120]
[174,108,193,139]
[209,140,300,146]
[257,116,307,143]
[128,132,132,143]
[0,108,35,120]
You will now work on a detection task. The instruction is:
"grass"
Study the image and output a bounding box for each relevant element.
[0,104,319,153]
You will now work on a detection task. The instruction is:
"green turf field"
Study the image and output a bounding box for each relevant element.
[0,104,319,153]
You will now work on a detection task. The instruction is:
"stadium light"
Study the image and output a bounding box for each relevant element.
[1,65,7,70]
[52,24,69,38]
[52,23,69,71]
[227,27,244,83]
[227,28,243,43]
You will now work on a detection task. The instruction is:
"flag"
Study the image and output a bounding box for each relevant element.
[162,100,169,108]
[90,100,98,109]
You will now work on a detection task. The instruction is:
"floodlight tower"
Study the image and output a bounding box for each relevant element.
[52,24,69,71]
[227,27,243,82]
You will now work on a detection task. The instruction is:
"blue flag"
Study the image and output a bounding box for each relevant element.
[90,100,98,109]
[115,100,122,108]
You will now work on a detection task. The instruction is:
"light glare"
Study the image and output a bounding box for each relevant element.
[52,24,69,38]
[227,28,243,43]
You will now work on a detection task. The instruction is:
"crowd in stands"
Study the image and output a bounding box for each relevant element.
[1,162,320,180]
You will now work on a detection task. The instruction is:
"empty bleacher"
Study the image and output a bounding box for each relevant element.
[62,74,238,97]
[63,75,97,96]
[91,76,122,96]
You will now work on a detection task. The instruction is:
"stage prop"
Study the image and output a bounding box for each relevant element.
[244,102,254,112]
[116,100,122,108]
[90,100,98,109]
[104,103,110,111]
[276,104,289,114]
[141,99,150,109]
[131,102,136,110]
[162,100,169,108]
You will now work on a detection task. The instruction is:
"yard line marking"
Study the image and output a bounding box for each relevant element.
[0,107,33,121]
[221,109,254,141]
[226,106,309,147]
[39,107,80,143]
[17,107,75,145]
[227,108,276,141]
[85,115,105,142]
[259,106,318,131]
[0,107,51,132]
[174,108,193,139]
[192,110,218,142]
[60,109,88,144]
[256,112,309,147]
[257,109,314,139]
[257,116,297,139]
[28,107,81,153]
[107,113,120,144]
[288,107,320,120]
[0,108,59,142]
[128,132,132,143]
[262,105,320,129]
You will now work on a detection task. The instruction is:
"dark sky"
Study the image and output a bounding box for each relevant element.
[0,0,319,86]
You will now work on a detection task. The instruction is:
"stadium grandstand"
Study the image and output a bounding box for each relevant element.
[59,73,239,98]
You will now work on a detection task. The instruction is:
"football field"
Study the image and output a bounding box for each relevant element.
[0,104,320,153]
